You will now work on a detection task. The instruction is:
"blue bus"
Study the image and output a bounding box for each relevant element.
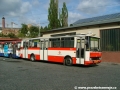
[1,41,21,58]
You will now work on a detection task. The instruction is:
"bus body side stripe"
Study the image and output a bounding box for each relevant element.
[48,56,64,63]
[48,55,76,64]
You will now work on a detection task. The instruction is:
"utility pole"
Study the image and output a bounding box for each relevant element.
[38,20,40,37]
[39,23,40,37]
[11,22,13,30]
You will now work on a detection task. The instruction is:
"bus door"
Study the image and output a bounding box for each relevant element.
[23,41,28,58]
[8,42,13,58]
[40,39,48,60]
[13,43,17,57]
[13,42,20,58]
[76,38,85,64]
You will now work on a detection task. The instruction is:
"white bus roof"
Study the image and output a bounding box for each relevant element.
[22,34,99,41]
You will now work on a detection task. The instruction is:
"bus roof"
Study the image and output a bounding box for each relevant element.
[21,34,99,41]
[4,41,21,44]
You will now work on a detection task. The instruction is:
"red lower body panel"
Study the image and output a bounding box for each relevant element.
[48,56,76,64]
[84,60,101,65]
[48,56,64,63]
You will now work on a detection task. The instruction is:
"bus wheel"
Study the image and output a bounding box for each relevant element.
[64,57,72,66]
[30,54,35,62]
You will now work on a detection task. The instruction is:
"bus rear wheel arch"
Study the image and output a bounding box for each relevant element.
[30,54,35,62]
[64,56,73,66]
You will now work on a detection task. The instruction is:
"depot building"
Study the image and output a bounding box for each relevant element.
[42,13,120,63]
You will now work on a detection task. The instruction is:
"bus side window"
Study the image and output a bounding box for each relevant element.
[51,38,60,47]
[23,42,25,48]
[23,42,28,48]
[37,42,40,47]
[29,40,32,47]
[34,42,37,47]
[31,39,40,48]
[61,37,74,48]
[48,39,52,47]
[26,42,29,48]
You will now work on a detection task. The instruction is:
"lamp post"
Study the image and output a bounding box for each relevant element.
[38,18,41,37]
[39,23,40,37]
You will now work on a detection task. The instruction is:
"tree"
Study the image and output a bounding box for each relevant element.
[70,24,73,26]
[0,33,4,37]
[29,26,39,38]
[48,0,61,29]
[20,24,28,37]
[7,33,17,38]
[60,2,68,27]
[40,26,44,32]
[44,26,48,31]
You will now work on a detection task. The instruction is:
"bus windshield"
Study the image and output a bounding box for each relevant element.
[90,37,99,51]
[86,37,100,51]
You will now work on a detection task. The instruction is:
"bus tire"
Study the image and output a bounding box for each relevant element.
[30,54,35,62]
[64,57,72,66]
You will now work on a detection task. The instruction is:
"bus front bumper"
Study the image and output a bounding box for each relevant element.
[84,60,101,65]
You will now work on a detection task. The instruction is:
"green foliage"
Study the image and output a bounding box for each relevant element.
[20,24,28,37]
[44,26,48,31]
[17,31,25,38]
[70,24,73,26]
[48,0,61,29]
[40,26,50,32]
[0,33,17,38]
[7,33,17,38]
[40,26,47,32]
[60,2,68,27]
[29,26,39,38]
[0,33,4,37]
[40,26,44,32]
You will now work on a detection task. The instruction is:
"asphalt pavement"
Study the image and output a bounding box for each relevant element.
[0,57,120,90]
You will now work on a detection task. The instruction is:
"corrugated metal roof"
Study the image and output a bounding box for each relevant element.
[73,12,120,26]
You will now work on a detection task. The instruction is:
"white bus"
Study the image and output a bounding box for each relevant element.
[0,42,5,57]
[20,34,101,65]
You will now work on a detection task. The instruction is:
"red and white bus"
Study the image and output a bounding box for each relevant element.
[20,34,101,65]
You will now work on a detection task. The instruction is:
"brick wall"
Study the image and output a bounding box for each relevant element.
[2,28,19,35]
[102,52,120,63]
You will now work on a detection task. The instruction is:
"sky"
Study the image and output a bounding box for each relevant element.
[0,0,120,28]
